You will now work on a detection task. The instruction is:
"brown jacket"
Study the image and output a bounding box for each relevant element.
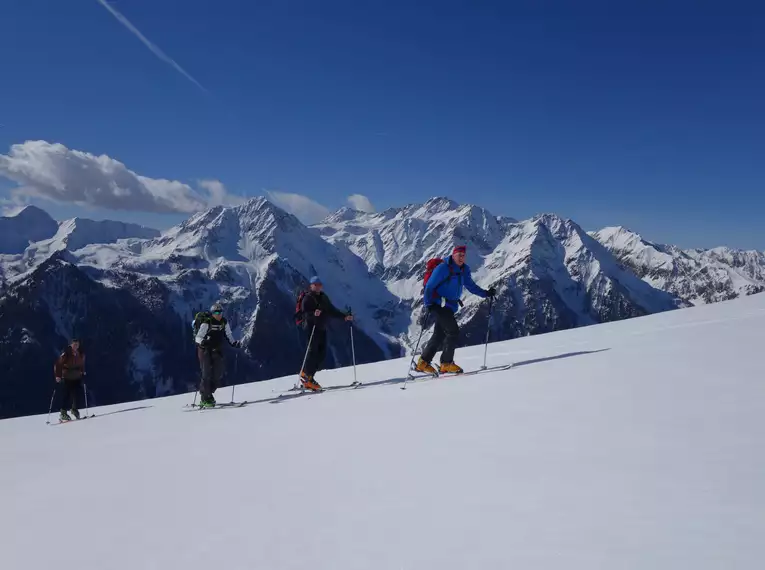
[54,349,86,381]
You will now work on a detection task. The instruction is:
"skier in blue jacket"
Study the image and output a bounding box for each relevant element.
[416,245,496,374]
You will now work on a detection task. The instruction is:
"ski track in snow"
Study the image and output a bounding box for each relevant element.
[1,294,765,569]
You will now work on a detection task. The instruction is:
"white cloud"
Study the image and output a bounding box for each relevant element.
[0,195,27,217]
[347,194,376,213]
[198,179,246,208]
[266,191,331,225]
[0,141,242,214]
[95,0,207,93]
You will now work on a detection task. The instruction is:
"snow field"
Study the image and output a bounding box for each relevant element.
[1,293,764,569]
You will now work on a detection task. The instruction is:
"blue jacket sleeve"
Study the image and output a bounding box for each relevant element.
[424,261,450,300]
[463,267,487,298]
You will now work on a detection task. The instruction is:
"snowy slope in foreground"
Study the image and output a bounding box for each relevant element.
[2,295,764,569]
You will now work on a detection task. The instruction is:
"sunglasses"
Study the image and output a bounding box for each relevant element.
[212,311,223,315]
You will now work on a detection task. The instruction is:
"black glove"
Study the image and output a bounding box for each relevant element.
[486,287,497,298]
[418,309,430,327]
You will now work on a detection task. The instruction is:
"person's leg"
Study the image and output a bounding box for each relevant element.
[438,311,461,364]
[304,329,326,377]
[198,347,214,402]
[211,351,225,401]
[69,379,82,418]
[315,329,327,373]
[421,307,446,363]
[60,380,73,416]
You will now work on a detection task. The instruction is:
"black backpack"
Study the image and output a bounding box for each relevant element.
[193,311,212,336]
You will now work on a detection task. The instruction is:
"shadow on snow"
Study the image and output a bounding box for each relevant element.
[96,405,154,417]
[235,348,611,407]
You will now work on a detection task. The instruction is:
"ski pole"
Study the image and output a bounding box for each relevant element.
[45,386,57,425]
[402,321,428,390]
[191,346,201,407]
[83,381,89,418]
[347,307,357,385]
[480,296,495,370]
[299,325,316,384]
[231,351,238,404]
[350,324,357,385]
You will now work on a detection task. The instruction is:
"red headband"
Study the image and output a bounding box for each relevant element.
[453,246,467,255]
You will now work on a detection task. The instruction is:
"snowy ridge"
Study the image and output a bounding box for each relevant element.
[82,197,404,351]
[21,217,159,267]
[317,200,680,343]
[316,197,509,284]
[2,293,764,569]
[0,205,59,254]
[0,212,159,284]
[593,226,765,304]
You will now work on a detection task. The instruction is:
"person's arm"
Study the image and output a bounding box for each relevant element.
[54,354,64,381]
[424,262,449,300]
[463,267,488,298]
[195,322,210,346]
[324,296,349,320]
[224,322,239,347]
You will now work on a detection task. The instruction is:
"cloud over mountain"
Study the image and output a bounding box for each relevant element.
[0,141,241,214]
[265,190,331,224]
[347,194,376,213]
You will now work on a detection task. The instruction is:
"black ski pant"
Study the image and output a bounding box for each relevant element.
[303,326,327,378]
[60,378,83,412]
[198,347,224,400]
[421,305,460,364]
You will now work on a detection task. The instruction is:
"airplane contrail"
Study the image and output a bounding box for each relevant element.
[95,0,208,93]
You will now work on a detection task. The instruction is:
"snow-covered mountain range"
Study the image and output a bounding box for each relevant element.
[593,226,765,304]
[1,199,763,418]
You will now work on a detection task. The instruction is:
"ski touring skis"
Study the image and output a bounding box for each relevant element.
[323,381,363,392]
[402,363,515,388]
[186,401,249,410]
[51,414,96,425]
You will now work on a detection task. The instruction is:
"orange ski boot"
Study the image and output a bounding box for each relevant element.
[439,362,464,375]
[415,357,438,376]
[300,372,323,392]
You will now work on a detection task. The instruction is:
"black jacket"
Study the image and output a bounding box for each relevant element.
[300,291,347,329]
[195,316,236,350]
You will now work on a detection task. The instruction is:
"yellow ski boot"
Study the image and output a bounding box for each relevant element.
[415,357,438,376]
[439,362,464,374]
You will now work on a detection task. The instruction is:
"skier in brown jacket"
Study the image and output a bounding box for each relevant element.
[54,339,86,421]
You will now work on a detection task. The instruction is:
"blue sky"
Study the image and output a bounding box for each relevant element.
[1,0,763,249]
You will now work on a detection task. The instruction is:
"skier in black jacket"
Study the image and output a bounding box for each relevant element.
[194,303,241,407]
[299,276,353,391]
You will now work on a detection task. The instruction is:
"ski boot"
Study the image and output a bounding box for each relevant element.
[71,408,81,420]
[59,410,71,422]
[198,398,215,408]
[415,357,438,376]
[440,362,464,374]
[300,372,322,392]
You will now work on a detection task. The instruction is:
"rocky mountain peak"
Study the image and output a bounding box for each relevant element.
[0,204,59,254]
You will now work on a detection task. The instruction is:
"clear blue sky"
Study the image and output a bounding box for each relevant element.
[1,0,763,249]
